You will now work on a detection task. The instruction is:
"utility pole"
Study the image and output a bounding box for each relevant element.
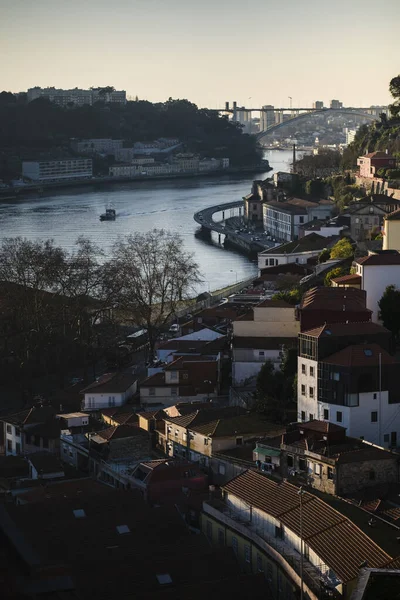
[298,486,304,600]
[288,96,293,118]
[292,143,297,174]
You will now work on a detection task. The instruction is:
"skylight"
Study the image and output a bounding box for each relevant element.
[116,524,130,534]
[156,574,173,585]
[73,509,86,519]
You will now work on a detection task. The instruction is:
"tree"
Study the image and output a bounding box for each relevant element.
[318,248,331,263]
[272,288,302,305]
[324,265,349,287]
[110,229,201,355]
[329,238,354,260]
[378,285,400,341]
[254,349,297,423]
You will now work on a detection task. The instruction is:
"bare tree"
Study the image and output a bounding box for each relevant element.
[110,229,201,356]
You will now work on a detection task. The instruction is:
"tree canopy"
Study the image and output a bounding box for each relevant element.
[329,238,354,260]
[378,285,400,340]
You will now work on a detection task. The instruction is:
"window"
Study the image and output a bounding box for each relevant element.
[257,554,263,572]
[328,467,334,480]
[15,428,20,437]
[170,371,178,381]
[73,509,86,519]
[336,411,342,423]
[244,544,251,563]
[116,525,130,534]
[236,437,243,446]
[7,440,12,452]
[332,372,340,381]
[204,438,209,446]
[258,351,265,357]
[15,442,21,454]
[373,393,377,400]
[219,464,226,475]
[299,458,306,471]
[301,364,306,374]
[301,385,306,396]
[149,387,156,396]
[310,366,314,377]
[287,455,294,468]
[309,387,314,398]
[323,409,329,420]
[170,388,178,396]
[6,425,11,434]
[299,216,304,223]
[206,520,213,541]
[314,463,321,477]
[218,529,225,546]
[301,411,305,422]
[309,413,314,421]
[384,434,390,443]
[371,411,378,423]
[232,536,238,555]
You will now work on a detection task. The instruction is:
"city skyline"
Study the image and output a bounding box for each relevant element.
[1,0,399,109]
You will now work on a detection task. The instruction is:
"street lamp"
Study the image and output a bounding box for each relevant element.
[230,269,238,283]
[298,486,305,600]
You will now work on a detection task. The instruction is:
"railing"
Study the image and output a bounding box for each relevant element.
[203,499,340,599]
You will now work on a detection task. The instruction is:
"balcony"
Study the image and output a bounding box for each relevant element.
[203,498,339,599]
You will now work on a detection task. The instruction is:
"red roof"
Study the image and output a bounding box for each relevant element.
[300,286,368,311]
[302,321,389,338]
[331,273,362,284]
[364,151,394,159]
[355,252,400,266]
[323,343,396,367]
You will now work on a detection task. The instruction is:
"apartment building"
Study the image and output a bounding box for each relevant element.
[263,198,334,242]
[27,87,126,106]
[22,158,92,182]
[70,138,123,155]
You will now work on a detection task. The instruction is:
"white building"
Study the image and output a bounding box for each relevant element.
[27,87,126,106]
[258,232,335,270]
[81,373,137,411]
[22,159,92,182]
[354,252,400,322]
[70,139,123,155]
[297,323,400,448]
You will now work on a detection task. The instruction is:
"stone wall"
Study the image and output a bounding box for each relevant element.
[355,175,400,200]
[337,457,398,495]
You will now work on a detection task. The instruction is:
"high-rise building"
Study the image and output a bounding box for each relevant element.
[330,99,343,109]
[313,101,324,110]
[259,105,275,131]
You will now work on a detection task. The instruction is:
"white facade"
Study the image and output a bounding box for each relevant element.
[297,357,319,422]
[4,422,23,456]
[263,205,301,242]
[82,381,137,411]
[356,261,400,323]
[258,248,322,269]
[22,159,92,182]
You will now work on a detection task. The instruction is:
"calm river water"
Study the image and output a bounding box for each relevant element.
[0,150,294,292]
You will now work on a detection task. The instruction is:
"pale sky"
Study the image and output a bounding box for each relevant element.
[1,0,399,108]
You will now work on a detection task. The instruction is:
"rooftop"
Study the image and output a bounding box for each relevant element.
[364,151,395,159]
[331,273,362,285]
[384,208,400,221]
[262,233,335,255]
[322,343,397,367]
[221,470,395,583]
[301,321,389,338]
[27,451,64,475]
[81,372,137,394]
[300,286,368,311]
[355,251,400,266]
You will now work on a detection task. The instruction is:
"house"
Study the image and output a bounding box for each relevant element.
[344,196,400,241]
[128,458,208,504]
[353,250,400,322]
[99,407,138,427]
[298,286,372,332]
[190,305,244,333]
[202,469,399,599]
[80,372,138,411]
[0,480,270,599]
[1,405,58,456]
[263,198,334,242]
[299,218,347,239]
[357,151,396,179]
[27,451,65,480]
[383,208,400,252]
[298,327,400,447]
[257,233,338,270]
[156,333,226,363]
[140,356,219,407]
[243,193,264,223]
[163,407,279,470]
[255,420,399,496]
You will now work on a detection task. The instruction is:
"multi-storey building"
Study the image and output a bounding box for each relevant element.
[357,151,396,179]
[27,87,126,106]
[313,101,324,110]
[297,321,400,447]
[330,99,343,109]
[22,158,92,182]
[263,198,334,242]
[70,138,123,155]
[259,105,275,131]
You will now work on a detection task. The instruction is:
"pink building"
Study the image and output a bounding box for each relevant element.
[357,151,396,178]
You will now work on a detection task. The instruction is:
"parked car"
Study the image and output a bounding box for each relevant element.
[169,324,180,333]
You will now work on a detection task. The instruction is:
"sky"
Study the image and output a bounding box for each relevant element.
[1,0,399,109]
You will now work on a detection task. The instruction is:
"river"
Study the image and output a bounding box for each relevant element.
[0,150,295,292]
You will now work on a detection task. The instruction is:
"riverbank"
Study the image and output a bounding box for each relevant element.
[0,161,272,200]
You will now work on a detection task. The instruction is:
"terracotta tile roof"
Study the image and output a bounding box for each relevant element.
[263,233,334,255]
[191,415,282,438]
[138,410,166,420]
[81,372,136,394]
[300,286,368,311]
[165,407,247,429]
[323,343,396,367]
[223,470,392,583]
[331,273,362,284]
[355,252,400,266]
[96,424,141,441]
[1,406,56,427]
[27,451,64,475]
[286,197,319,208]
[301,321,389,338]
[264,201,308,215]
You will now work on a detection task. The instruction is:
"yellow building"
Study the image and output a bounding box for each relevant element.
[383,208,400,252]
